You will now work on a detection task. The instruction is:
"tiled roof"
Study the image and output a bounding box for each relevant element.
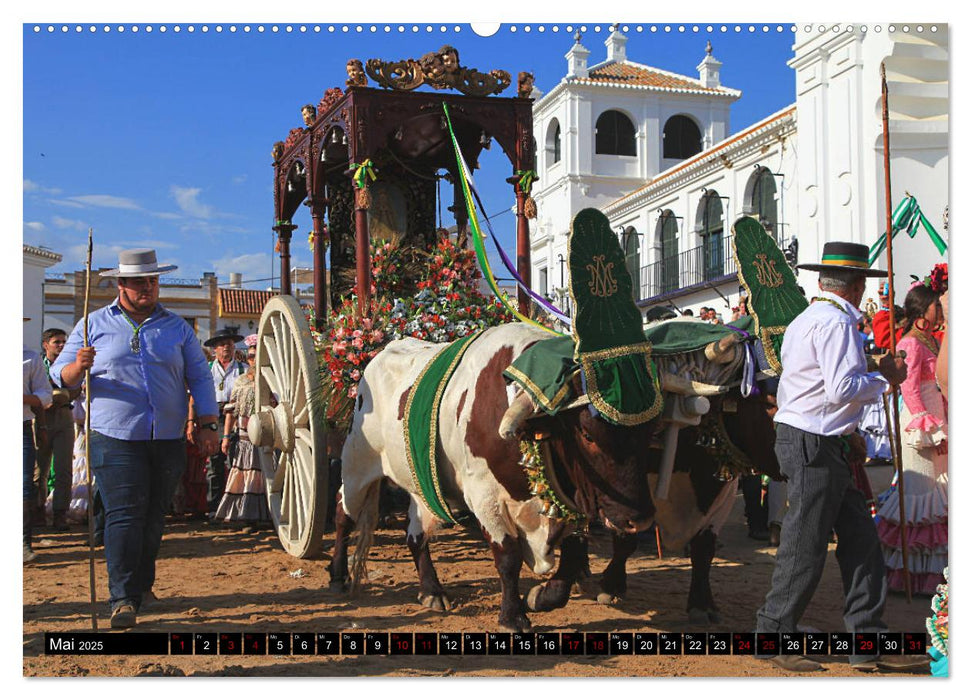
[218,288,277,317]
[574,61,736,96]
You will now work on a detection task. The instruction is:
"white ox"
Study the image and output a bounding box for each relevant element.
[327,322,660,632]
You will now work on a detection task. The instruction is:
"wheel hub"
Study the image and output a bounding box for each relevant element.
[248,402,295,453]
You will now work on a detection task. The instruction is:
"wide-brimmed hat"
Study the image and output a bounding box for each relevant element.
[100,248,178,278]
[796,241,887,277]
[204,328,245,347]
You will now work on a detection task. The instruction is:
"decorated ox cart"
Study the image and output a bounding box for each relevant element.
[246,46,806,630]
[248,46,538,557]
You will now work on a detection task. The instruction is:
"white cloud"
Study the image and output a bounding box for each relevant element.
[24,179,62,195]
[24,221,45,231]
[170,186,214,219]
[66,194,142,210]
[52,215,88,231]
[150,211,183,221]
[210,252,275,286]
[232,175,248,185]
[48,198,89,209]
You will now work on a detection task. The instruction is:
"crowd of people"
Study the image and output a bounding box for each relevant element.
[22,245,947,673]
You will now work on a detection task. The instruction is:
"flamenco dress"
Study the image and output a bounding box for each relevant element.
[214,373,271,524]
[875,333,947,594]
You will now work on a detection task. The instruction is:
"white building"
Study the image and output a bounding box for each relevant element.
[530,26,948,321]
[23,244,63,348]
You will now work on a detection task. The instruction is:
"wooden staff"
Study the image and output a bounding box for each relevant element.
[880,63,912,602]
[83,228,99,629]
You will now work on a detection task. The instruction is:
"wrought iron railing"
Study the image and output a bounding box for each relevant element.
[637,234,792,302]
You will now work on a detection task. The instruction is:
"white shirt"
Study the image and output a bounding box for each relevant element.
[23,346,53,422]
[774,291,889,436]
[211,359,243,404]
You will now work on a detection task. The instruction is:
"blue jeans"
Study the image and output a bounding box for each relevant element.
[23,422,36,500]
[88,431,186,609]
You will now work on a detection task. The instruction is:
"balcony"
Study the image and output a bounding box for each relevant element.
[636,233,792,305]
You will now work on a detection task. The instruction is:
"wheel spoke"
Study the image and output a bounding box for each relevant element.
[289,335,302,402]
[262,335,283,398]
[269,316,289,403]
[293,403,309,428]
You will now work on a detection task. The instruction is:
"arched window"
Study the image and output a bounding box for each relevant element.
[595,110,636,156]
[658,211,679,294]
[622,227,640,297]
[697,191,725,281]
[749,167,779,240]
[663,115,703,160]
[547,119,562,164]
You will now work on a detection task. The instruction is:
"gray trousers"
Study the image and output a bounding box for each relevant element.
[34,405,75,512]
[756,423,887,664]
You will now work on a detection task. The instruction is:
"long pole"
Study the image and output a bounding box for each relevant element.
[82,228,99,628]
[881,62,911,602]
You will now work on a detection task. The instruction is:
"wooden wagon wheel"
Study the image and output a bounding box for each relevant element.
[247,295,330,558]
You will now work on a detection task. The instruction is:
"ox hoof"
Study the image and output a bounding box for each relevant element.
[418,593,452,612]
[525,585,543,612]
[687,608,720,626]
[498,615,532,633]
[596,592,621,606]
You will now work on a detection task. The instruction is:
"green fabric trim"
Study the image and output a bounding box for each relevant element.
[731,216,808,375]
[504,321,747,416]
[822,254,869,265]
[403,331,483,523]
[567,208,661,425]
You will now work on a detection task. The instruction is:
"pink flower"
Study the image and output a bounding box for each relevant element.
[352,337,365,350]
[350,369,361,380]
[370,330,384,343]
[347,385,358,399]
[352,329,364,338]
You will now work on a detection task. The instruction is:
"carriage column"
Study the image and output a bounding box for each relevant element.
[273,221,297,296]
[352,175,372,317]
[309,199,329,331]
[507,176,531,316]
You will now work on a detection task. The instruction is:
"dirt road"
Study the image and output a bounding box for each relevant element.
[23,466,932,678]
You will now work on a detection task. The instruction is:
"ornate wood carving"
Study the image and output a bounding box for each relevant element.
[284,127,305,152]
[346,59,368,87]
[317,87,345,117]
[271,141,285,163]
[301,104,317,127]
[365,45,512,97]
[517,71,535,98]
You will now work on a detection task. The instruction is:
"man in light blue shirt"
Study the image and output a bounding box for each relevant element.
[53,249,219,628]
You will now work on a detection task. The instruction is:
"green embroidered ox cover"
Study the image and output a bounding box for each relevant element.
[730,216,808,374]
[504,319,751,415]
[567,208,661,425]
[403,331,483,523]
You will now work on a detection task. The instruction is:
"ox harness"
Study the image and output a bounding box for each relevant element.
[402,330,484,524]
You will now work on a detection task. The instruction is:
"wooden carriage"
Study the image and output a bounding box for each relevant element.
[249,48,536,557]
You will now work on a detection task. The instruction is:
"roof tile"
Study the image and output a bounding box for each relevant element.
[578,61,732,95]
[218,288,277,317]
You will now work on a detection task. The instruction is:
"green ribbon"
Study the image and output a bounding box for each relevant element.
[515,169,537,195]
[869,195,948,266]
[350,159,378,190]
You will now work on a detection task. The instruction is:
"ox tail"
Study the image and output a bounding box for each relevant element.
[348,480,382,593]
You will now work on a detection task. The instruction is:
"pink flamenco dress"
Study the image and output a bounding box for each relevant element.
[876,334,948,594]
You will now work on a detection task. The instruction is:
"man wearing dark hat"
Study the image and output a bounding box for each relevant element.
[51,249,219,628]
[190,328,246,516]
[755,242,925,673]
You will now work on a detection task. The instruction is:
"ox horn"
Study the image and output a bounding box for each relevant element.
[704,333,740,363]
[660,372,729,396]
[499,391,537,440]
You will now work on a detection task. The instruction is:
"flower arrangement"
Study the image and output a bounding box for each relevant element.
[313,233,514,432]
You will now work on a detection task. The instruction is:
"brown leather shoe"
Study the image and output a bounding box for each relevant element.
[852,655,930,673]
[768,655,824,672]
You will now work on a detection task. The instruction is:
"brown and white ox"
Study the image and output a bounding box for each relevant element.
[524,332,782,626]
[328,322,663,632]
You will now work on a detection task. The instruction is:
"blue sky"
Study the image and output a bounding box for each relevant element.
[23,22,796,288]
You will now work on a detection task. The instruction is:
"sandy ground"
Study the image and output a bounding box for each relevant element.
[22,464,934,678]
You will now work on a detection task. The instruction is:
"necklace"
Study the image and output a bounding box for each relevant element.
[119,309,151,354]
[811,296,851,316]
[911,328,940,355]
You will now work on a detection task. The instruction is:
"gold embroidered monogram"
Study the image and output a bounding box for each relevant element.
[586,255,618,298]
[752,253,784,288]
